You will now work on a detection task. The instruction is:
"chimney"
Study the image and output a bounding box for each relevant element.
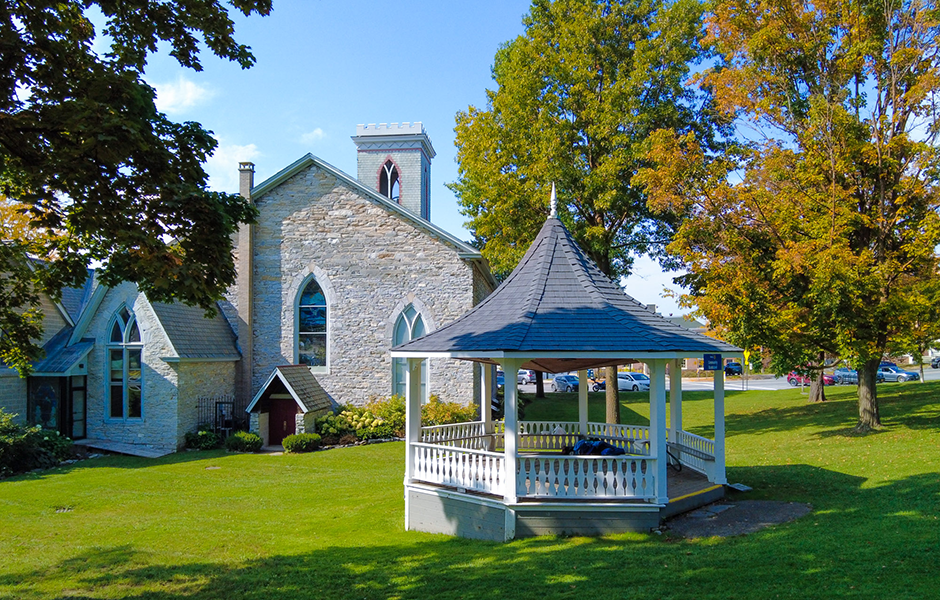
[239,162,255,199]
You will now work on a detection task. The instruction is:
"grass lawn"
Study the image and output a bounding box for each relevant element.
[1,383,938,599]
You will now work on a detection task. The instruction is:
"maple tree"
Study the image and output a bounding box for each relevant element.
[640,0,940,430]
[0,1,270,374]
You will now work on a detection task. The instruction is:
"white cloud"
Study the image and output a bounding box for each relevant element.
[205,142,260,192]
[300,128,326,145]
[153,76,213,114]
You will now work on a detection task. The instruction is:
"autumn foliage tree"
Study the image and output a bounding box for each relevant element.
[451,0,725,421]
[640,0,940,430]
[0,1,270,374]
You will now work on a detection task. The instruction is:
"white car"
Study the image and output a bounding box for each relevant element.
[617,372,650,391]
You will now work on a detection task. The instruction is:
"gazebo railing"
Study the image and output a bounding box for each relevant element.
[668,429,716,475]
[412,442,505,495]
[517,455,656,500]
[420,421,489,449]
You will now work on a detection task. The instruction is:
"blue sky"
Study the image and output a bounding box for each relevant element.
[140,0,687,316]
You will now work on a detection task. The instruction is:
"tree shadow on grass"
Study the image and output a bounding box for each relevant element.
[1,466,937,600]
[721,382,940,439]
[3,448,234,483]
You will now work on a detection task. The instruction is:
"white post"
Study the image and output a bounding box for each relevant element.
[649,359,669,504]
[404,358,423,483]
[500,359,522,505]
[669,359,683,444]
[482,364,495,450]
[577,368,588,438]
[713,368,727,484]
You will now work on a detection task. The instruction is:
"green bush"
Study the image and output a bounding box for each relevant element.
[282,433,321,453]
[421,395,478,426]
[185,426,221,451]
[1,409,72,476]
[224,431,263,453]
[365,395,405,435]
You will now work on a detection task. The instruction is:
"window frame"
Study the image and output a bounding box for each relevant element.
[106,306,143,421]
[379,159,401,202]
[392,305,429,402]
[295,276,329,373]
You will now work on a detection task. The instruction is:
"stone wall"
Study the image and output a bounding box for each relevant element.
[249,164,483,408]
[175,360,237,445]
[356,148,431,219]
[84,284,181,453]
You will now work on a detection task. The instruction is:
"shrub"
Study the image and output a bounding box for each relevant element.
[1,409,71,476]
[315,412,356,442]
[282,433,321,453]
[365,395,405,436]
[224,431,263,453]
[185,426,221,451]
[421,395,478,426]
[490,395,525,421]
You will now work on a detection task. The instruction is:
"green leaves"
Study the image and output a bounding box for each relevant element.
[452,0,723,280]
[0,1,269,375]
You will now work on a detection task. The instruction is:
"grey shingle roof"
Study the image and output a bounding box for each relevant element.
[246,366,334,414]
[150,301,240,360]
[59,270,95,323]
[395,216,740,371]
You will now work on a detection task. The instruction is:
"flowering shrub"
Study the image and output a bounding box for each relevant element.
[184,426,221,450]
[1,409,72,476]
[421,395,478,426]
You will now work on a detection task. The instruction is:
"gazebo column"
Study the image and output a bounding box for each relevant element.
[649,359,669,504]
[577,368,588,437]
[713,368,727,484]
[669,359,683,444]
[404,358,424,485]
[499,359,523,507]
[482,364,494,449]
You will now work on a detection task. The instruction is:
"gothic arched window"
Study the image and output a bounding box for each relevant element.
[108,306,142,419]
[392,305,427,400]
[379,160,400,202]
[297,278,328,369]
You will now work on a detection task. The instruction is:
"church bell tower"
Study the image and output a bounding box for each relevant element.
[352,122,435,221]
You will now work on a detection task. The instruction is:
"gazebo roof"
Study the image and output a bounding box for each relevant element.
[394,215,740,372]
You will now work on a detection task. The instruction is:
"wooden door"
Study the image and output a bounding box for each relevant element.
[268,399,298,446]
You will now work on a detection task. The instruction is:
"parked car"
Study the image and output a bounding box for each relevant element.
[724,362,743,376]
[617,372,651,392]
[551,374,580,392]
[878,365,920,382]
[931,356,940,369]
[518,369,536,384]
[833,368,886,384]
[496,370,505,390]
[787,372,837,386]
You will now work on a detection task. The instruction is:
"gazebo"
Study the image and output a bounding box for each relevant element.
[392,207,742,541]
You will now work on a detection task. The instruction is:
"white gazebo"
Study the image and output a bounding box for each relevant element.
[392,211,742,541]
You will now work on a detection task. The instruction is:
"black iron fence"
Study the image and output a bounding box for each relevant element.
[196,394,248,437]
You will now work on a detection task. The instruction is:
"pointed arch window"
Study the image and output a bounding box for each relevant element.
[108,307,142,420]
[298,278,328,369]
[379,160,400,202]
[392,305,427,400]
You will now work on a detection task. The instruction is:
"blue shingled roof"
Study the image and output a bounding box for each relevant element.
[394,216,740,371]
[32,327,94,374]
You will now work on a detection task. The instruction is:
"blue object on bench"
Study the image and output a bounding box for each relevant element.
[571,439,626,456]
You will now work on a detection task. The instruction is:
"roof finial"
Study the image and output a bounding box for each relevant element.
[550,182,557,218]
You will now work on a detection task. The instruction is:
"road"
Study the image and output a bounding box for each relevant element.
[517,364,940,393]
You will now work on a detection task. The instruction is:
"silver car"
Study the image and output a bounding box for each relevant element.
[617,372,650,391]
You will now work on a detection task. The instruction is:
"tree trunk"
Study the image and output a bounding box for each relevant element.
[605,365,620,424]
[856,358,882,431]
[535,371,545,399]
[808,351,827,402]
[808,374,827,403]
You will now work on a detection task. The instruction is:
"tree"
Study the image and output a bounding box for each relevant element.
[451,0,725,421]
[0,1,271,374]
[640,0,940,430]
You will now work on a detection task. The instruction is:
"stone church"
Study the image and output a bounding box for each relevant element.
[0,122,496,454]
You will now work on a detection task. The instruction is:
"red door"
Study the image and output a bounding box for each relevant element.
[268,399,298,446]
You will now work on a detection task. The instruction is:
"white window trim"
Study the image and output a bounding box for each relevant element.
[105,306,144,422]
[295,275,330,373]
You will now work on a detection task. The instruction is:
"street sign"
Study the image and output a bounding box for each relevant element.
[743,349,751,364]
[703,354,722,370]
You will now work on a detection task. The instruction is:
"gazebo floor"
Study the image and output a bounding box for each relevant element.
[406,468,724,541]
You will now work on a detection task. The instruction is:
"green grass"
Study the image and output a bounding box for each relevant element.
[1,384,938,599]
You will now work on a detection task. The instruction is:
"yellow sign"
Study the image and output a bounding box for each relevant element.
[743,350,751,364]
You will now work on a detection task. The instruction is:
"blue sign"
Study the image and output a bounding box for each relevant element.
[703,354,722,370]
